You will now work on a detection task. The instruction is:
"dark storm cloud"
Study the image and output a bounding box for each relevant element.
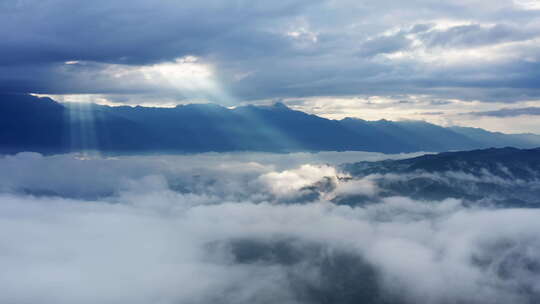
[1,0,540,103]
[0,0,316,65]
[467,106,540,117]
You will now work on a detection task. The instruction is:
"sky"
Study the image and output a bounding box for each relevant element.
[2,0,540,133]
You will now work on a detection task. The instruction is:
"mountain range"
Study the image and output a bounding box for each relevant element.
[2,93,540,154]
[338,147,540,207]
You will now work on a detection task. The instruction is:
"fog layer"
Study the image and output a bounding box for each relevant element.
[1,152,539,304]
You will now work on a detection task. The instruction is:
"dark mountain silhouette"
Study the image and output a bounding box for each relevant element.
[2,93,540,154]
[340,147,540,207]
[0,94,68,154]
[343,147,540,178]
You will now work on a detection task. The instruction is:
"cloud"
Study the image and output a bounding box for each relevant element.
[1,151,540,303]
[357,33,412,57]
[429,100,453,105]
[2,188,540,303]
[0,151,418,201]
[331,178,379,197]
[466,106,540,117]
[2,0,540,105]
[416,111,444,115]
[0,0,315,66]
[257,164,338,200]
[418,23,539,48]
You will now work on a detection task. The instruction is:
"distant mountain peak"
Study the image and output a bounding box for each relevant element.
[239,101,293,112]
[271,101,289,109]
[341,117,366,122]
[175,103,224,110]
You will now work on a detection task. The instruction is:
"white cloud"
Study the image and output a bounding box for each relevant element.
[1,151,540,303]
[514,0,540,10]
[257,164,338,199]
[331,178,379,197]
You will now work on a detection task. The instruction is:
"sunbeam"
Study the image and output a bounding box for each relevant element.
[64,102,100,157]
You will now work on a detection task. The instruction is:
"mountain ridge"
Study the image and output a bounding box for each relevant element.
[338,147,540,207]
[1,93,540,154]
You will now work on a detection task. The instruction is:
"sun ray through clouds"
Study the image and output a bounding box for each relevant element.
[65,102,101,157]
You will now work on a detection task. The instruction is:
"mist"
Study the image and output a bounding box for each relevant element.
[1,151,539,304]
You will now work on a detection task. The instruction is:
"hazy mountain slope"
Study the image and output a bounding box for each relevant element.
[450,126,540,148]
[339,118,418,153]
[391,120,481,151]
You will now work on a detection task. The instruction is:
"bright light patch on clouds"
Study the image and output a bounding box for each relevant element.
[398,44,504,65]
[430,38,538,64]
[130,56,212,86]
[102,56,227,97]
[258,164,338,199]
[36,56,235,106]
[458,115,540,133]
[31,93,120,106]
[384,22,538,65]
[430,20,474,31]
[283,96,540,133]
[285,95,448,121]
[286,27,319,43]
[514,0,540,9]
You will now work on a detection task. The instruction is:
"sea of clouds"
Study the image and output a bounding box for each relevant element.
[1,151,539,304]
